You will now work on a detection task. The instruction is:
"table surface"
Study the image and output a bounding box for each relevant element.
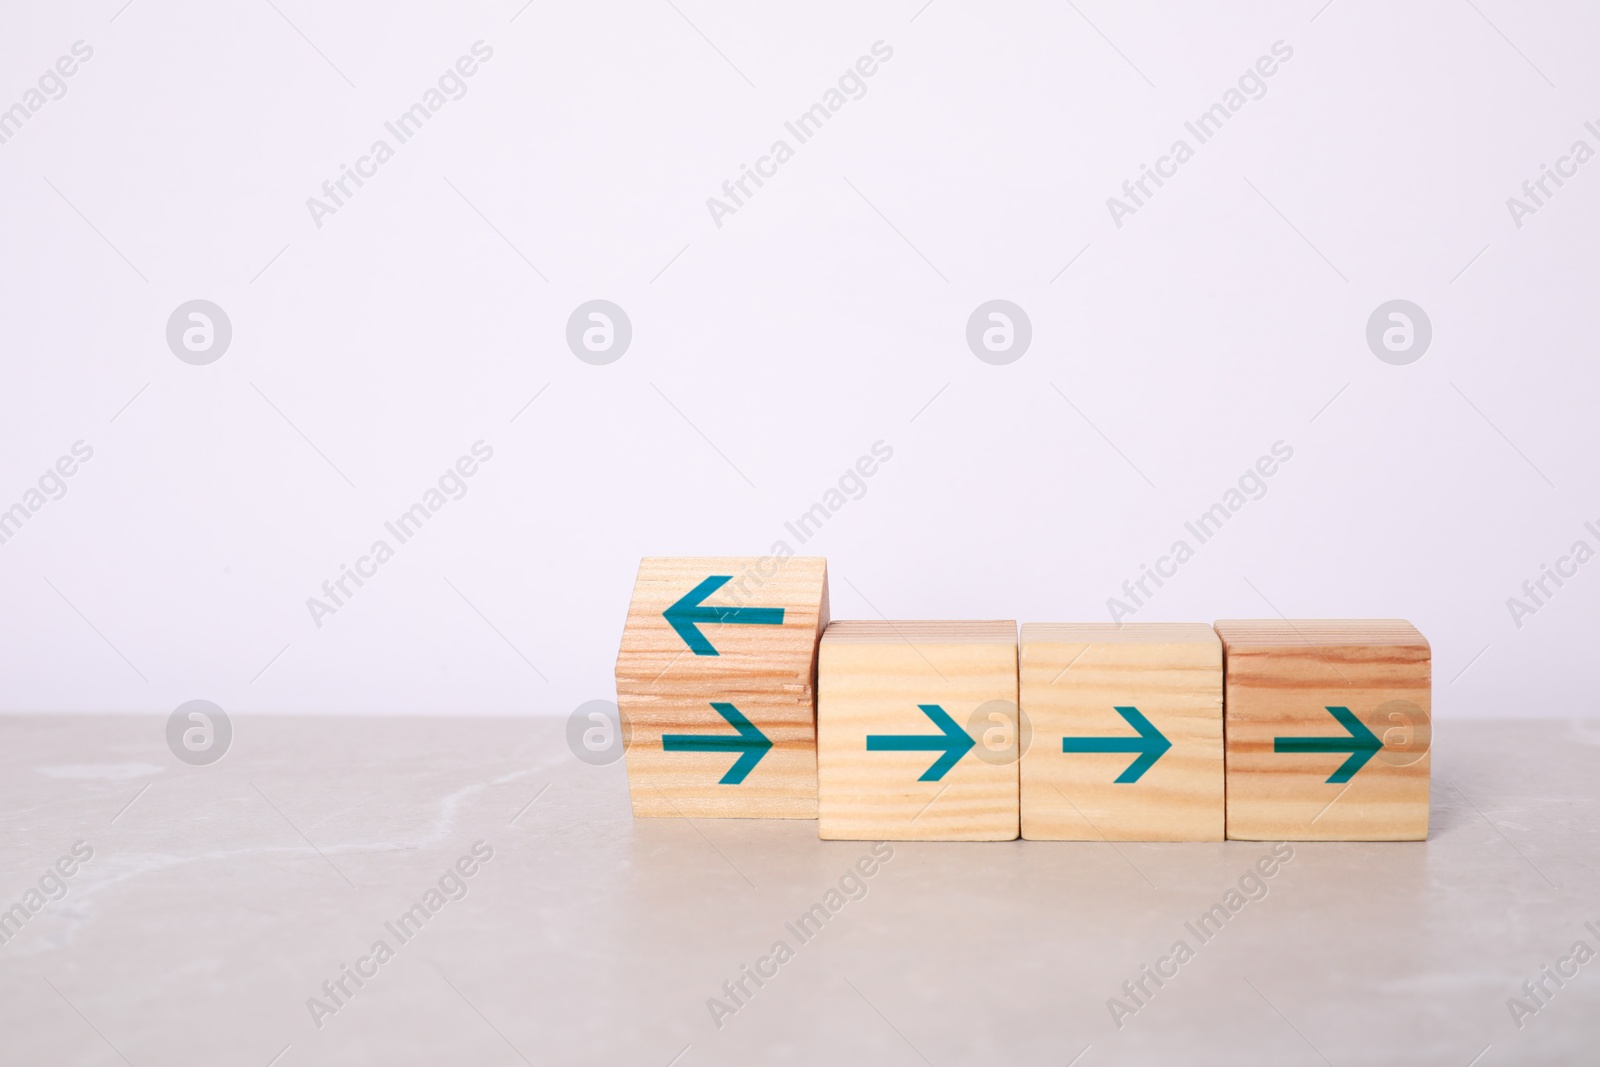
[1,715,1595,1066]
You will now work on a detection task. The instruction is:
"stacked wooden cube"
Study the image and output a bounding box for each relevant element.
[614,557,829,818]
[614,558,1431,840]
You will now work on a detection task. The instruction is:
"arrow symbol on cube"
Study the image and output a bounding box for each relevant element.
[1060,705,1172,783]
[663,575,785,656]
[1274,705,1383,784]
[866,703,976,782]
[662,702,772,784]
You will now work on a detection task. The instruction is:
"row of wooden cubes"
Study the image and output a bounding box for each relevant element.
[615,558,1431,841]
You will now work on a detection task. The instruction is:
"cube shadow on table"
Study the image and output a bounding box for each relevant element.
[817,620,1019,841]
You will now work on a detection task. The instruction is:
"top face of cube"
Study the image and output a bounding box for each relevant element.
[616,557,829,693]
[1214,619,1430,716]
[1213,619,1430,719]
[1021,622,1220,647]
[823,620,1018,646]
[1213,619,1429,655]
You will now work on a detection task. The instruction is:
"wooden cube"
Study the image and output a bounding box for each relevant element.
[817,621,1018,841]
[1216,619,1430,841]
[615,557,828,818]
[1019,623,1223,841]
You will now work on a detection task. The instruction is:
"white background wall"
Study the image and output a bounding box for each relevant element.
[1,0,1594,719]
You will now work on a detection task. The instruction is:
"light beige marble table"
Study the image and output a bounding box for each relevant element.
[1,715,1596,1066]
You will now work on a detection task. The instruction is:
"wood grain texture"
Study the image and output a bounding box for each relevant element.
[1216,619,1430,841]
[616,556,828,818]
[1020,623,1223,841]
[817,620,1018,841]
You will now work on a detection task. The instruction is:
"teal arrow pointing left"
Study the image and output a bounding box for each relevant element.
[1274,705,1382,784]
[1061,705,1171,783]
[662,702,772,784]
[866,704,976,782]
[663,576,785,656]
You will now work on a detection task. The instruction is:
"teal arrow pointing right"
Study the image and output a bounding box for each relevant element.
[866,704,976,782]
[1060,705,1171,783]
[662,702,772,784]
[1274,705,1383,784]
